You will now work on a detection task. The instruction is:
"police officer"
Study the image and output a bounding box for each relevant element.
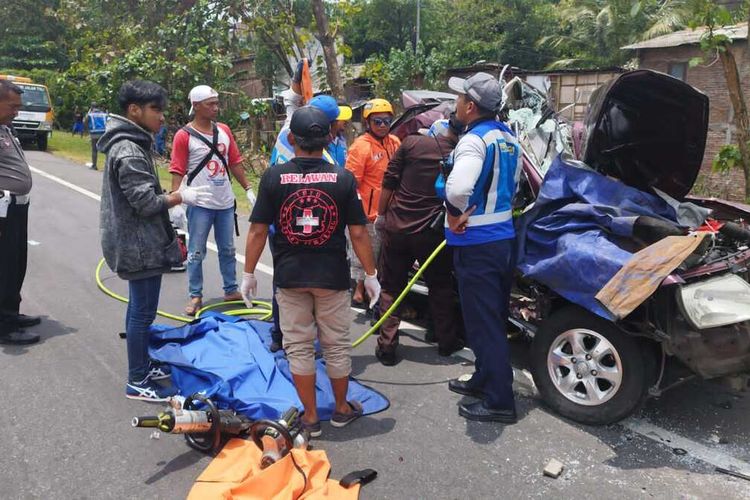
[444,72,521,423]
[0,80,41,344]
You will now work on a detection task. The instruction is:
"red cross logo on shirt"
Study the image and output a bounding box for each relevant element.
[296,208,320,234]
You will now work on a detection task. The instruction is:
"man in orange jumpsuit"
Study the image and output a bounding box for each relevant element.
[345,99,400,308]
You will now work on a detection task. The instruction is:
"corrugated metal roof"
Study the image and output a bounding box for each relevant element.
[622,22,747,50]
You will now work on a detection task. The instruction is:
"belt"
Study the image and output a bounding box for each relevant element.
[1,190,30,205]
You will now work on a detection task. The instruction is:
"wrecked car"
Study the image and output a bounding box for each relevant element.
[393,70,750,426]
[509,70,750,425]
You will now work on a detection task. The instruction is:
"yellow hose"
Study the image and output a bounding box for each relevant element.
[95,258,273,322]
[97,236,446,346]
[351,240,447,348]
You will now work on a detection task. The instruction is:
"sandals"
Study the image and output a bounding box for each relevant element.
[330,401,363,428]
[184,297,202,316]
[223,291,243,302]
[301,419,322,438]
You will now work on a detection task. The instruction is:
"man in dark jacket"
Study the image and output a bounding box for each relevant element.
[98,80,212,401]
[373,118,464,365]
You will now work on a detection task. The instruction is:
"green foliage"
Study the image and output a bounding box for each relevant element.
[713,144,744,173]
[363,42,447,103]
[541,0,663,69]
[0,0,68,70]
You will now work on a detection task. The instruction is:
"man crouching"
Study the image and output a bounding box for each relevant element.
[240,106,380,437]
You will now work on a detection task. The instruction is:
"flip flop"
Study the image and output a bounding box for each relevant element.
[330,401,363,428]
[184,297,202,316]
[223,291,243,302]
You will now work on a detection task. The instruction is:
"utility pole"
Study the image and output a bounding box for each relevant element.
[415,0,421,52]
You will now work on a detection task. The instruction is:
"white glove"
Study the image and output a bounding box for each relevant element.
[246,187,257,206]
[179,185,213,206]
[169,204,187,230]
[364,271,381,309]
[240,272,258,307]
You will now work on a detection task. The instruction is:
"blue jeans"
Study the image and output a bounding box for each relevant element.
[452,238,516,410]
[126,275,162,382]
[186,205,238,298]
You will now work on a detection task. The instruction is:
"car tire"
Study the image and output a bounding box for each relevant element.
[530,305,654,425]
[37,133,48,151]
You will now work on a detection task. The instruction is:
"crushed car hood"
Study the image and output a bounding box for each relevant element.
[582,70,709,200]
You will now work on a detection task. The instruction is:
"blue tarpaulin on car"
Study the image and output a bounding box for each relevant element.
[148,313,389,421]
[516,156,686,321]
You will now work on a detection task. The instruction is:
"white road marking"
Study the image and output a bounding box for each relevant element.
[28,240,40,246]
[29,164,273,276]
[623,419,750,477]
[32,162,750,478]
[30,166,101,202]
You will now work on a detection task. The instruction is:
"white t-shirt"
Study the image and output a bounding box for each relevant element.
[169,122,243,210]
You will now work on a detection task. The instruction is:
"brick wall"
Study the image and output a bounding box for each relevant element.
[639,44,748,201]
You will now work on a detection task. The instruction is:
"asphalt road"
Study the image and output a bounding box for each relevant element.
[2,149,749,499]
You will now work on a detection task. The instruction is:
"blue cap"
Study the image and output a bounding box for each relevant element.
[308,95,341,122]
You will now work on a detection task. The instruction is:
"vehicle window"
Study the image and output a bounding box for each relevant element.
[17,84,51,112]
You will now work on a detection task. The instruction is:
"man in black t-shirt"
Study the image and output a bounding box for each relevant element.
[240,106,381,437]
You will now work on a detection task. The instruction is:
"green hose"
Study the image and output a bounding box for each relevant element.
[351,240,446,348]
[97,237,447,347]
[95,258,273,322]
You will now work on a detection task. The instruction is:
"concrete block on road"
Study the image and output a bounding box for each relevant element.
[543,459,565,479]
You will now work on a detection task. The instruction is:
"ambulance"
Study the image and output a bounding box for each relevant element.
[0,75,54,151]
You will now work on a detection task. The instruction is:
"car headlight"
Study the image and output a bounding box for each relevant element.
[677,274,750,329]
[40,121,52,131]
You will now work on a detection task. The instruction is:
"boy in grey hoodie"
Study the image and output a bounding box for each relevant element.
[98,80,212,401]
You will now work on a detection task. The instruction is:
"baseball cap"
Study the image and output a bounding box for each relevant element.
[448,72,504,112]
[290,106,331,138]
[309,94,353,122]
[188,85,219,115]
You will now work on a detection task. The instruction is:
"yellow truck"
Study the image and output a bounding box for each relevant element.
[0,75,54,151]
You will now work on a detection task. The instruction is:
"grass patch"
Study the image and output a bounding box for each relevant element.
[48,130,261,214]
[49,130,105,166]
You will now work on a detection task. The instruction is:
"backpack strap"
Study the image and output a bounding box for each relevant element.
[183,124,232,186]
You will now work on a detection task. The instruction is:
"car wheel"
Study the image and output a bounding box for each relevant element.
[530,306,654,425]
[37,133,48,151]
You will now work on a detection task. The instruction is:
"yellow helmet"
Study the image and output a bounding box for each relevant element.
[363,98,393,119]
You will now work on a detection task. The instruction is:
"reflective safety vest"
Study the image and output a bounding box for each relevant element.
[87,111,108,134]
[445,120,521,246]
[269,128,343,167]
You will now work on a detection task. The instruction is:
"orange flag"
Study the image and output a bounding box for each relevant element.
[300,59,313,104]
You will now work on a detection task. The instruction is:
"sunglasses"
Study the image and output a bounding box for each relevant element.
[371,117,392,127]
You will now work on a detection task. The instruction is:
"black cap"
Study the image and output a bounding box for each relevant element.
[290,106,331,138]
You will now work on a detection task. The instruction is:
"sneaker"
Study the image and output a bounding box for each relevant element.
[126,378,178,402]
[147,362,171,381]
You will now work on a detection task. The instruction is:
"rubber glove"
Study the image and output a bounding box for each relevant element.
[364,271,381,309]
[240,271,257,308]
[246,187,257,206]
[179,185,212,206]
[169,204,187,230]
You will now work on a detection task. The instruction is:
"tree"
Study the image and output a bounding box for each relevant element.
[0,0,68,70]
[540,0,662,68]
[311,0,345,99]
[689,1,750,201]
